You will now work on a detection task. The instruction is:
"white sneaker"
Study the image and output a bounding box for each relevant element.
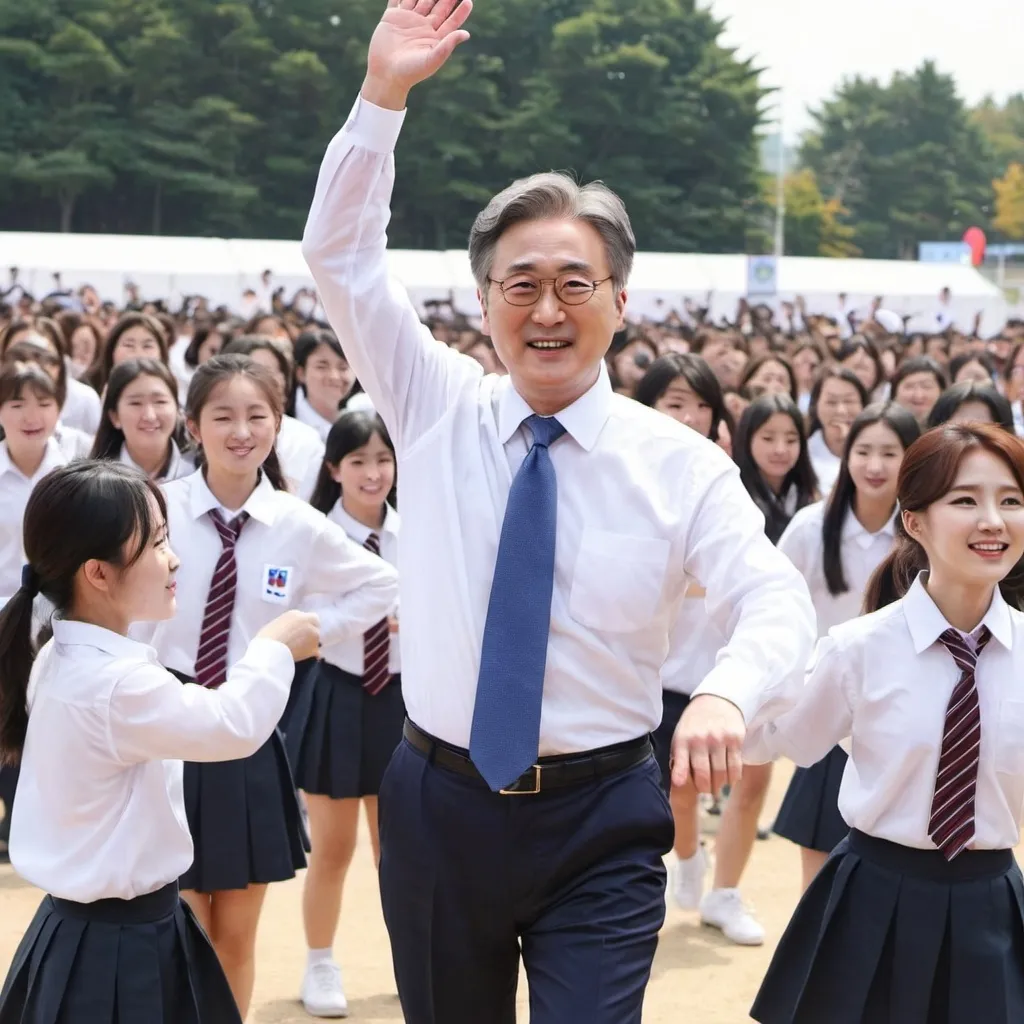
[301,960,349,1018]
[699,887,765,946]
[671,847,708,910]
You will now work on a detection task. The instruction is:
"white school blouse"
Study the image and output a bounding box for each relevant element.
[61,378,102,435]
[808,430,841,496]
[10,620,294,902]
[276,414,325,501]
[320,502,401,675]
[778,501,897,637]
[301,95,816,754]
[142,471,398,676]
[0,438,67,609]
[660,587,727,697]
[53,423,93,461]
[294,389,334,443]
[745,574,1024,850]
[118,442,196,482]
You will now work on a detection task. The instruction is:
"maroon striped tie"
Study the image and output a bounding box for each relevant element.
[362,532,391,696]
[928,626,991,860]
[194,510,250,689]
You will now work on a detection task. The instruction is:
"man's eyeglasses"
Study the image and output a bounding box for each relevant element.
[487,274,613,307]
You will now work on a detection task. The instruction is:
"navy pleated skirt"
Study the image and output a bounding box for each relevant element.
[751,829,1024,1023]
[291,663,405,799]
[653,689,691,796]
[773,745,849,852]
[0,882,241,1024]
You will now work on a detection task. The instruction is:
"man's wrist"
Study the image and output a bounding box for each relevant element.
[361,75,410,112]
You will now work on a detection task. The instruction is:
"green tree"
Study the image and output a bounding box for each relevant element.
[758,168,859,258]
[994,163,1024,240]
[972,95,1024,175]
[801,62,993,259]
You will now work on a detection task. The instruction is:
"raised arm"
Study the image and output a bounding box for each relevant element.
[301,0,476,452]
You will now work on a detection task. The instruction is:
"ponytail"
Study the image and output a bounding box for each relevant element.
[0,587,37,764]
[862,535,926,614]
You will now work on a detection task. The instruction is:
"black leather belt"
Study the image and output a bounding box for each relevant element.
[402,719,653,795]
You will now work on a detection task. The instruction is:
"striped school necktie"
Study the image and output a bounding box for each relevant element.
[362,532,391,695]
[194,510,250,689]
[929,626,992,861]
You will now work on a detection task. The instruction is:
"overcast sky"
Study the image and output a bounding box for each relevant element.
[705,0,1020,139]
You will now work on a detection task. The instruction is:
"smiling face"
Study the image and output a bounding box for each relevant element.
[113,494,180,623]
[905,448,1024,590]
[746,358,791,398]
[848,421,904,506]
[330,431,396,523]
[895,371,943,423]
[478,217,626,414]
[750,411,801,494]
[111,374,177,459]
[0,383,59,453]
[188,375,280,482]
[112,325,162,365]
[298,342,354,421]
[817,377,864,453]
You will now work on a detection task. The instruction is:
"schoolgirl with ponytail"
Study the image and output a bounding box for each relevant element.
[0,460,321,1024]
[747,423,1024,1024]
[142,355,399,1018]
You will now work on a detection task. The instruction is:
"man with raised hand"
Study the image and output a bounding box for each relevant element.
[302,2,815,1021]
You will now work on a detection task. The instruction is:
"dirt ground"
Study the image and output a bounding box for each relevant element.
[0,762,810,1023]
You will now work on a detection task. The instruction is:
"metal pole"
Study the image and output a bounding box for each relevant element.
[773,101,785,259]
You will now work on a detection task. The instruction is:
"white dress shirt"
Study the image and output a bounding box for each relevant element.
[301,96,816,754]
[142,470,398,676]
[321,502,401,675]
[61,378,102,435]
[778,501,897,636]
[294,389,334,442]
[53,423,93,461]
[746,574,1024,850]
[808,430,841,496]
[118,441,195,482]
[10,620,294,902]
[660,587,727,696]
[276,414,325,500]
[0,438,67,608]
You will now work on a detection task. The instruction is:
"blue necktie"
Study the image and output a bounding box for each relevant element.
[470,414,566,791]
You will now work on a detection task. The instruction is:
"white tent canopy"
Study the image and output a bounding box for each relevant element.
[0,231,1008,335]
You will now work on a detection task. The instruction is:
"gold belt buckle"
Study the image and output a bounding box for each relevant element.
[500,765,542,795]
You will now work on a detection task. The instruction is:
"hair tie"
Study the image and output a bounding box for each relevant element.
[21,564,39,596]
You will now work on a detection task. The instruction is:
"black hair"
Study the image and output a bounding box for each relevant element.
[889,355,948,404]
[183,324,225,370]
[633,353,733,442]
[0,462,166,762]
[185,354,287,491]
[738,353,798,402]
[733,394,819,544]
[0,362,60,444]
[948,352,996,385]
[221,335,294,397]
[807,366,870,437]
[310,410,396,515]
[821,402,920,596]
[926,381,1015,434]
[90,358,189,475]
[2,337,68,408]
[289,328,349,417]
[836,335,885,394]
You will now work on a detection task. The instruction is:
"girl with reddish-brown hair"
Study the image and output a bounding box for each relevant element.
[748,423,1024,1024]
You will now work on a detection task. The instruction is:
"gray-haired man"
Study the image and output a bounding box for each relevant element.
[302,2,815,1021]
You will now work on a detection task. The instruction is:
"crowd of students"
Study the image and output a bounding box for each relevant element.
[2,285,1024,1019]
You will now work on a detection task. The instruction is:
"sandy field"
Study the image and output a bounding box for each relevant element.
[0,763,811,1023]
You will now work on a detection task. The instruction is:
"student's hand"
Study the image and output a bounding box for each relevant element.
[362,0,473,111]
[388,616,400,634]
[671,694,746,795]
[258,611,321,663]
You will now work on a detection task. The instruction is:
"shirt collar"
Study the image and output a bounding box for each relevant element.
[295,389,333,441]
[186,468,279,527]
[0,437,65,483]
[902,572,1014,654]
[842,507,898,550]
[118,443,184,481]
[328,501,400,544]
[496,363,612,452]
[51,618,158,663]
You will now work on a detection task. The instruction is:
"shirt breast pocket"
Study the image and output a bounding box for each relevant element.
[994,699,1024,775]
[569,528,670,633]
